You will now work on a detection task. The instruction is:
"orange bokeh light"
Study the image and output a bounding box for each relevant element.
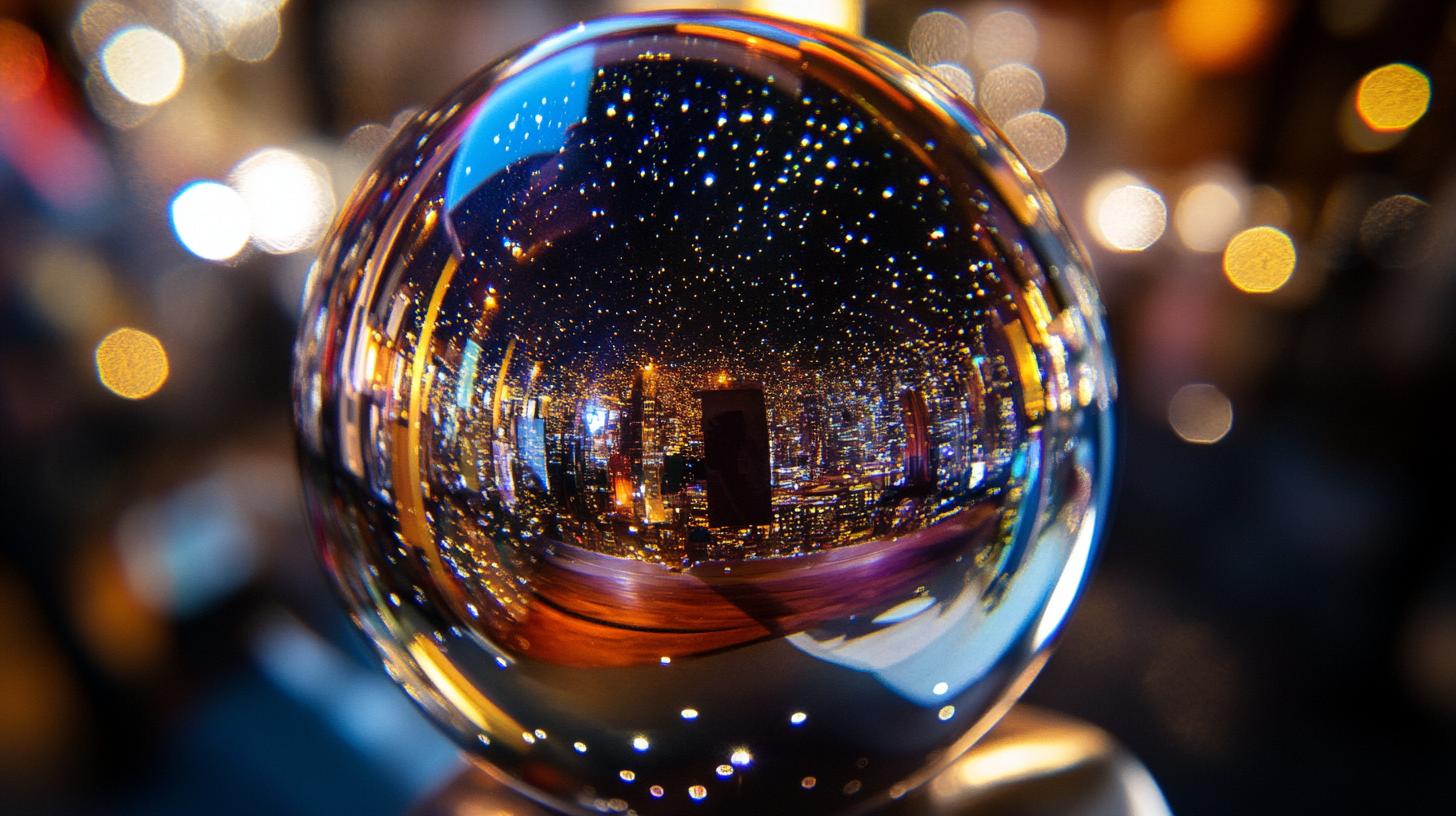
[1164,0,1280,73]
[0,19,47,103]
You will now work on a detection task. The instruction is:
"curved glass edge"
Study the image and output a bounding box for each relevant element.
[290,10,1118,815]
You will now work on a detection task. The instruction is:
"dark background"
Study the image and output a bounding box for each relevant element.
[2,0,1453,813]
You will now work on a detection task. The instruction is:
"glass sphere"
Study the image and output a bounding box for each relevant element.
[293,12,1114,816]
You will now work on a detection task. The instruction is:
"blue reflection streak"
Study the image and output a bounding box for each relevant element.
[445,46,596,211]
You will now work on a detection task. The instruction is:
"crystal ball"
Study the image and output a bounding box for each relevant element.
[293,12,1114,815]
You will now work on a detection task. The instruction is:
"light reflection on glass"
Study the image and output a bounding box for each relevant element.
[294,12,1114,816]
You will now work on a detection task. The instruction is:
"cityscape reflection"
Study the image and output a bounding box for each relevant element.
[294,12,1113,816]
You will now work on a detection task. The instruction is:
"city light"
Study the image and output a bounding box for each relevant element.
[230,148,336,254]
[1089,176,1167,252]
[1355,63,1431,132]
[170,181,252,261]
[95,327,169,399]
[1167,384,1233,444]
[1223,226,1295,293]
[100,25,184,106]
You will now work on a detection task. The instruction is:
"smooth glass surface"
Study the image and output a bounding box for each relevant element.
[293,12,1114,815]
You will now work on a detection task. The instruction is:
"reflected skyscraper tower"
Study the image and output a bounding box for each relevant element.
[900,387,934,489]
[699,384,773,528]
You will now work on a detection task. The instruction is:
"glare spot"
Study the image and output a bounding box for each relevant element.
[170,181,251,261]
[96,327,169,399]
[100,25,184,106]
[971,10,1038,71]
[1090,178,1167,252]
[1168,384,1233,444]
[1164,0,1277,72]
[1356,63,1430,131]
[1001,111,1067,172]
[938,705,956,721]
[716,764,734,777]
[619,770,636,782]
[979,63,1044,124]
[703,173,715,187]
[1223,226,1295,293]
[230,148,336,254]
[932,681,949,696]
[649,785,664,798]
[680,707,699,720]
[801,776,817,789]
[688,785,708,801]
[909,11,968,65]
[659,655,671,664]
[573,741,588,753]
[730,748,753,767]
[790,711,808,725]
[743,0,863,34]
[632,735,651,752]
[1174,180,1244,253]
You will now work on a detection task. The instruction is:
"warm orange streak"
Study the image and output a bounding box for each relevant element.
[402,255,462,597]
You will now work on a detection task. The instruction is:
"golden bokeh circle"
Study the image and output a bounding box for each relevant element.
[1355,63,1431,132]
[95,327,169,399]
[1223,226,1296,293]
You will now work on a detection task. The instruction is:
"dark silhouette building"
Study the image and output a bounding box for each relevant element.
[698,385,773,527]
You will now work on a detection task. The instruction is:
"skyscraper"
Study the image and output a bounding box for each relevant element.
[699,385,773,527]
[900,387,935,489]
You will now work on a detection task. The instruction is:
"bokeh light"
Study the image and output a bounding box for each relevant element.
[744,0,862,34]
[0,19,47,103]
[1223,226,1295,293]
[95,327,170,400]
[1167,384,1233,444]
[970,10,1037,71]
[1089,176,1167,252]
[230,148,336,254]
[170,181,253,261]
[909,11,968,66]
[1174,180,1244,253]
[931,63,975,105]
[1163,0,1277,72]
[979,63,1044,124]
[1338,87,1406,153]
[99,25,184,106]
[23,244,118,338]
[71,0,137,58]
[1355,63,1430,132]
[1358,193,1428,264]
[1002,111,1066,172]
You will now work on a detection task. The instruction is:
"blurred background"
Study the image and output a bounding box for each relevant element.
[2,0,1453,813]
